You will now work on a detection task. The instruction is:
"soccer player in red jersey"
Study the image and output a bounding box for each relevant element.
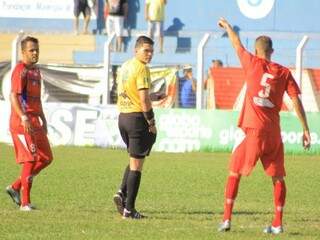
[217,18,311,234]
[6,36,53,211]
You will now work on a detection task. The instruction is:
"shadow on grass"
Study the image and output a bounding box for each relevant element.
[145,209,270,215]
[293,217,320,223]
[233,210,270,216]
[288,232,303,236]
[146,210,212,215]
[143,209,271,221]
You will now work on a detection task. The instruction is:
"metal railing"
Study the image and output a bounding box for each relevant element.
[9,31,316,110]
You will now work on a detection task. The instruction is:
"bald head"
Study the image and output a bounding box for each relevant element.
[255,36,273,59]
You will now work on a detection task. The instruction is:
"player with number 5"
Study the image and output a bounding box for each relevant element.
[216,17,311,234]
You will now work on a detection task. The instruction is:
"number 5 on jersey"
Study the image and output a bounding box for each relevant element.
[253,73,275,108]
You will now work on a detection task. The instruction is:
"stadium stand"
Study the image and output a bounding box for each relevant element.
[2,31,320,73]
[73,34,201,66]
[1,0,320,109]
[1,30,320,110]
[0,33,95,64]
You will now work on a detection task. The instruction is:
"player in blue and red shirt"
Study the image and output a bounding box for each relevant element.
[6,36,53,211]
[217,18,311,234]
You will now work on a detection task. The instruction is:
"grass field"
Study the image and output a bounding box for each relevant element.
[0,143,319,240]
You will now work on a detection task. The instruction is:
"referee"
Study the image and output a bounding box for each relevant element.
[113,36,157,219]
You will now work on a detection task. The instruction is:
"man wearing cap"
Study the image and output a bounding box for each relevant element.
[179,65,196,108]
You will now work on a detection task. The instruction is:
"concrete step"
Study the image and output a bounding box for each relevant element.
[0,33,96,64]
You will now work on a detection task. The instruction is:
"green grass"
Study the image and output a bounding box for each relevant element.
[0,143,319,240]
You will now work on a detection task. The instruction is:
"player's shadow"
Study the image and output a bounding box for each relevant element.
[145,209,272,220]
[288,232,303,237]
[232,210,270,216]
[145,209,213,220]
[146,209,212,214]
[147,212,213,221]
[146,209,270,215]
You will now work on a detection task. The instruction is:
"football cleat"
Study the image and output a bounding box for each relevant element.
[6,185,21,206]
[122,208,146,219]
[113,192,125,215]
[20,204,36,211]
[218,220,231,232]
[263,225,283,234]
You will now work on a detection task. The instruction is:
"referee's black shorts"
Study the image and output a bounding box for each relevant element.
[118,112,157,159]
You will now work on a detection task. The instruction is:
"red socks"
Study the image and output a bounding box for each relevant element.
[223,176,240,221]
[12,177,22,191]
[11,160,51,206]
[11,160,51,193]
[221,176,286,226]
[21,162,35,206]
[272,180,286,227]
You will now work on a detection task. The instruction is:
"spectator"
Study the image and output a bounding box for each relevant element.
[74,0,92,34]
[145,0,166,53]
[204,59,223,109]
[179,65,196,108]
[105,0,128,52]
[204,59,223,89]
[110,65,119,103]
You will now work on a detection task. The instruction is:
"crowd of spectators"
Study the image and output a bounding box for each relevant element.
[74,0,219,109]
[75,0,167,53]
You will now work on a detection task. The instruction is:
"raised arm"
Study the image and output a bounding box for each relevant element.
[218,17,243,52]
[291,96,311,149]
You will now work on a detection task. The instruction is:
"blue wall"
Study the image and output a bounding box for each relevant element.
[1,0,320,69]
[162,0,320,32]
[1,0,320,33]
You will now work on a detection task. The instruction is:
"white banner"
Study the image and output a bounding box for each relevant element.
[0,0,76,19]
[0,101,125,148]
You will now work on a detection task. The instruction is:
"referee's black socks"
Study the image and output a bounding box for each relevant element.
[125,170,142,211]
[119,165,130,197]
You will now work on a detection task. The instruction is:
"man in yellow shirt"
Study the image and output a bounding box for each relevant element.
[145,0,166,53]
[114,35,157,219]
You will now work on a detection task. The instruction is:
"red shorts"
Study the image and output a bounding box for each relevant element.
[11,117,53,164]
[229,128,285,177]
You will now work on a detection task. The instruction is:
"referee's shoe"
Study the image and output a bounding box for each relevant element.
[113,191,125,215]
[122,208,146,219]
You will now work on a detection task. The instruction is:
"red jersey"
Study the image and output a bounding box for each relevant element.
[237,46,300,133]
[10,62,42,132]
